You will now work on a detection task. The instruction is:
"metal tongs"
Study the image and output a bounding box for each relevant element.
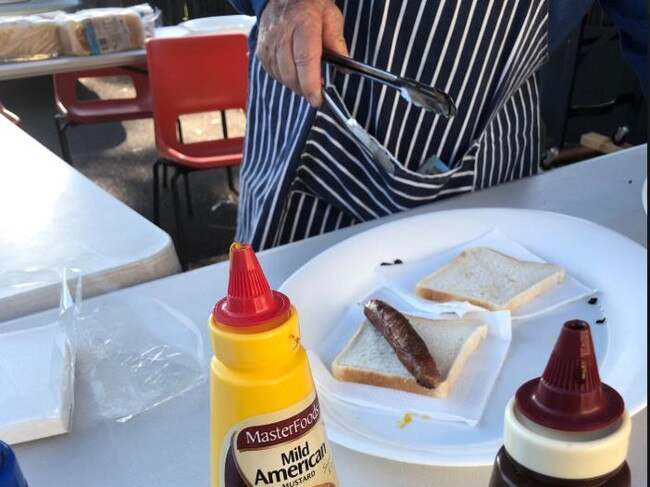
[323,50,457,118]
[321,85,395,173]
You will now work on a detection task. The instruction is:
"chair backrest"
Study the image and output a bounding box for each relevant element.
[53,65,151,108]
[145,33,249,154]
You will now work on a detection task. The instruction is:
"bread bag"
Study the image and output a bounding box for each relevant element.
[57,4,157,56]
[0,14,63,62]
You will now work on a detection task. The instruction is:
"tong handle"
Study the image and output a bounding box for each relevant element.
[322,49,457,118]
[322,49,400,88]
[321,85,395,174]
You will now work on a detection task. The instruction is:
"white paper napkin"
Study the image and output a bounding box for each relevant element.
[376,229,596,320]
[309,289,511,426]
[0,323,75,444]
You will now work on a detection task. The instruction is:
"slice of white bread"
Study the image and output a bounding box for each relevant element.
[332,316,488,398]
[415,247,565,311]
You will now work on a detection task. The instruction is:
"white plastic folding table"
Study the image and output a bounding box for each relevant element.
[7,145,647,486]
[0,115,181,321]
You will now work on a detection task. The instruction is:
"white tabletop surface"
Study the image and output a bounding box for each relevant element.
[6,144,647,486]
[0,16,255,81]
[0,115,181,322]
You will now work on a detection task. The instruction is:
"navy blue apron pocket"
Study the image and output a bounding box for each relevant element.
[288,87,479,225]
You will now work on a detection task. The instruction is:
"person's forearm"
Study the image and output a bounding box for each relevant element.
[228,0,269,17]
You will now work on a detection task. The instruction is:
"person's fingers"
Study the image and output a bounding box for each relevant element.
[258,0,347,106]
[275,30,301,93]
[256,22,279,81]
[322,3,348,57]
[293,15,323,106]
[265,46,281,82]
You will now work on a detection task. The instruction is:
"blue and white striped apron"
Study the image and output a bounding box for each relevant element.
[237,0,549,249]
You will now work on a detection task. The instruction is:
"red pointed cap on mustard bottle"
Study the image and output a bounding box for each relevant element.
[212,243,291,327]
[516,320,625,432]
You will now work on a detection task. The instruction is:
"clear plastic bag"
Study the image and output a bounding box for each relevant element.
[0,13,63,63]
[57,3,159,56]
[58,269,206,422]
[0,3,159,62]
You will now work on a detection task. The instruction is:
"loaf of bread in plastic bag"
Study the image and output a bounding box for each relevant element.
[57,7,148,56]
[0,14,63,62]
[1,4,157,61]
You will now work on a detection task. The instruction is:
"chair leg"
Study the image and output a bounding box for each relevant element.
[171,169,188,270]
[162,163,168,188]
[54,115,73,165]
[153,159,163,225]
[221,111,228,139]
[226,166,239,196]
[176,118,184,144]
[183,170,194,216]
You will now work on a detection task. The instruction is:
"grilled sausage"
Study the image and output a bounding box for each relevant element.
[364,299,441,389]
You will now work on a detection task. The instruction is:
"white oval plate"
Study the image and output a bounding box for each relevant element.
[280,208,647,466]
[178,15,254,35]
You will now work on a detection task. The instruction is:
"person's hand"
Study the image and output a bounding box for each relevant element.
[257,0,348,107]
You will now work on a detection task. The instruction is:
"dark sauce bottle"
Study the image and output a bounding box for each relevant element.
[0,440,28,487]
[489,320,631,487]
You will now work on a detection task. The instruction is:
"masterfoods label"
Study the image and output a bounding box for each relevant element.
[219,392,337,487]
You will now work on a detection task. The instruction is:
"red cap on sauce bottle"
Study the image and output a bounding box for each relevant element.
[515,320,625,432]
[212,243,291,328]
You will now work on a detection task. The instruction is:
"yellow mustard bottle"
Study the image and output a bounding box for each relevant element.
[209,243,338,487]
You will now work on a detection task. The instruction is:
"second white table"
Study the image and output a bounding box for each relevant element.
[0,115,181,321]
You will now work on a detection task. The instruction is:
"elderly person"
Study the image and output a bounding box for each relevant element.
[228,0,646,249]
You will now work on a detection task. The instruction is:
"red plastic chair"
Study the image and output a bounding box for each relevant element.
[146,33,248,268]
[53,64,152,164]
[0,101,20,125]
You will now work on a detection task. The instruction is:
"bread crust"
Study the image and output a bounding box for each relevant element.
[332,364,449,397]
